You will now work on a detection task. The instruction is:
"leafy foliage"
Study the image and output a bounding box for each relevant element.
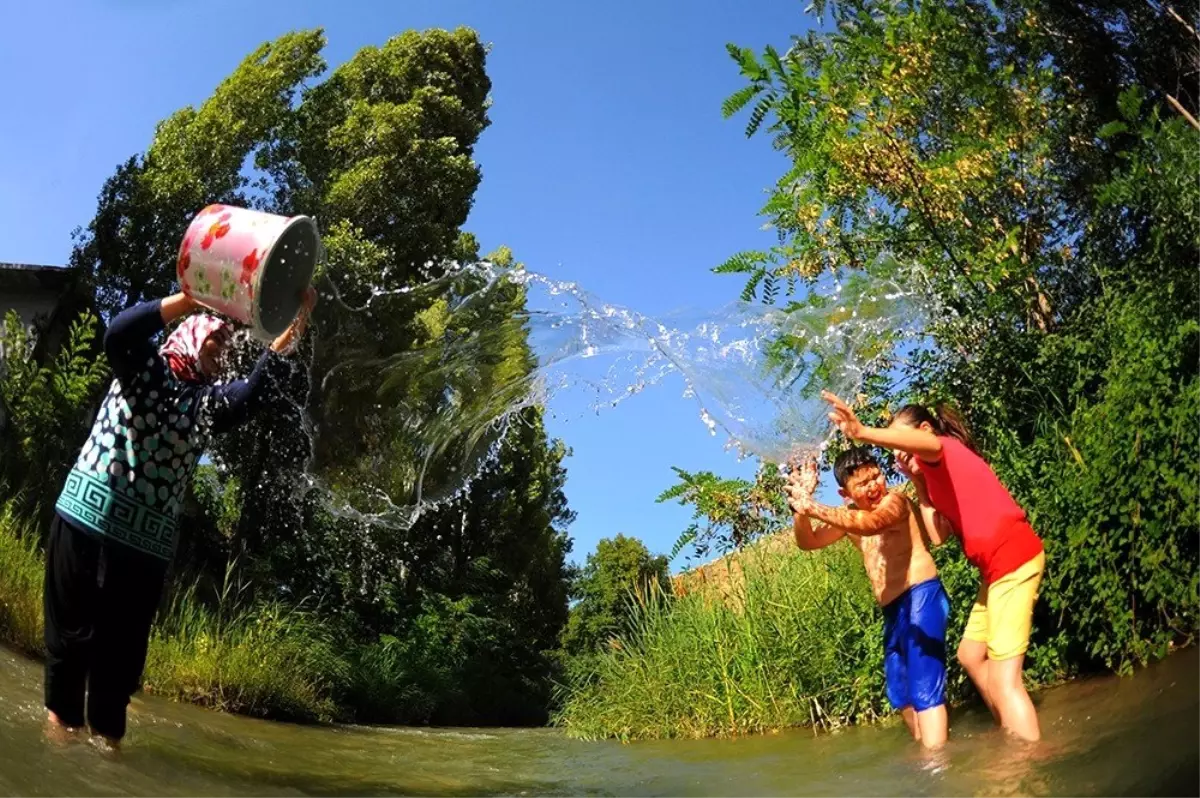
[658,466,788,560]
[0,310,109,519]
[560,534,670,659]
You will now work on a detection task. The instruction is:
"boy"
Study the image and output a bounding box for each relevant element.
[784,447,951,748]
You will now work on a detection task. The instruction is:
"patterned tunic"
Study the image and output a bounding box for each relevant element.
[55,300,274,559]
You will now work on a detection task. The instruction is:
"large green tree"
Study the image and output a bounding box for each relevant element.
[67,27,576,723]
[70,31,327,316]
[560,534,670,658]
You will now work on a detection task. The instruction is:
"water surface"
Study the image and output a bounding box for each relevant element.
[1,645,1195,796]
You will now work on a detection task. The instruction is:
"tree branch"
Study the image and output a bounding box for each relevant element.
[1166,93,1200,131]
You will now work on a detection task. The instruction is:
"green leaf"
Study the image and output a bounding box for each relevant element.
[763,45,786,79]
[669,527,699,560]
[741,270,768,302]
[738,46,763,76]
[746,94,774,138]
[713,250,769,274]
[722,85,762,119]
[1117,86,1144,121]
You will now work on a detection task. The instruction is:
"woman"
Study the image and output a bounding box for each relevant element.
[822,391,1045,742]
[45,288,316,747]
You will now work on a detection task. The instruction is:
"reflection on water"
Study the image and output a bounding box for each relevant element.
[1,645,1195,796]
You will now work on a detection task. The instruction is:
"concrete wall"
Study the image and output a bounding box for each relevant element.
[0,287,59,360]
[0,264,72,361]
[2,287,58,325]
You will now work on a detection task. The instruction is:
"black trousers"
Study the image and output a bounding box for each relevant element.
[43,514,167,741]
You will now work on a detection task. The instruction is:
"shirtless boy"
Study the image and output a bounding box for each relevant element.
[785,447,951,748]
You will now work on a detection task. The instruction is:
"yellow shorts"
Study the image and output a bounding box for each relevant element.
[962,552,1045,660]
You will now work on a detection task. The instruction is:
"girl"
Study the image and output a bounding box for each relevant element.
[45,288,315,748]
[821,391,1044,742]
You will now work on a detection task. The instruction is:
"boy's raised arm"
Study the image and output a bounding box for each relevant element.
[792,511,846,550]
[784,460,846,550]
[799,491,909,537]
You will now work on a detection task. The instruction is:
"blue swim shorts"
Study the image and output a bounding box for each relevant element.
[881,577,950,712]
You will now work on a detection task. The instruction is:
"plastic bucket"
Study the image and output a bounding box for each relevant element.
[176,204,320,342]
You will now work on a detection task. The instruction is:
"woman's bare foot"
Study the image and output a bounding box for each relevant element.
[45,710,80,746]
[88,733,121,755]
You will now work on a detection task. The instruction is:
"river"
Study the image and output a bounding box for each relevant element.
[0,645,1195,796]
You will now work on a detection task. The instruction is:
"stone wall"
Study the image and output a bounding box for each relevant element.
[671,528,796,609]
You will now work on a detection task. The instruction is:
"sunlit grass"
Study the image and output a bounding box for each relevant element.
[0,504,47,657]
[555,541,893,740]
[143,580,346,722]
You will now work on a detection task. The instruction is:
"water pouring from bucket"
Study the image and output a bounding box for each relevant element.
[294,258,934,528]
[177,204,321,344]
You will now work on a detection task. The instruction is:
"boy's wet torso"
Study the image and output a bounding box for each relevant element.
[848,499,937,606]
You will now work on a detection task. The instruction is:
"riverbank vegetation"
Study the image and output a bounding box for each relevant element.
[558,541,885,740]
[0,504,343,720]
[0,506,46,658]
[557,0,1198,738]
[558,528,991,739]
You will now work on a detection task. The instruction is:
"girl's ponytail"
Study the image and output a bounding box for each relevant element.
[894,402,979,454]
[932,402,978,454]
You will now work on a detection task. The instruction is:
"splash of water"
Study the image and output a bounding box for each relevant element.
[268,255,933,529]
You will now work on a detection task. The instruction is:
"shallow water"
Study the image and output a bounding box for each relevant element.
[1,645,1195,796]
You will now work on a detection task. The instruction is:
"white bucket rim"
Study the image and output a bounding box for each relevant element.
[250,214,320,339]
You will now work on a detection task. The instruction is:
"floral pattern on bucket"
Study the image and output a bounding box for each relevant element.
[176,204,320,343]
[201,212,232,250]
[240,249,261,300]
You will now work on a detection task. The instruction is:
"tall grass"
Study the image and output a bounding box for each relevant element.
[143,579,347,722]
[342,634,448,725]
[0,506,345,722]
[0,504,47,657]
[556,542,899,740]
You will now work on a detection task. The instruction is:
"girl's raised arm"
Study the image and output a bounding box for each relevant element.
[821,391,943,462]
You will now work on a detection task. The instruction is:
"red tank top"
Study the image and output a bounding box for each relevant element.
[918,436,1042,583]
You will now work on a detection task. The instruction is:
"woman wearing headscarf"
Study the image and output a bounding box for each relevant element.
[44,288,316,747]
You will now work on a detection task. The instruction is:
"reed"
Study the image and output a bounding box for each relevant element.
[143,579,346,722]
[0,504,47,657]
[555,542,892,740]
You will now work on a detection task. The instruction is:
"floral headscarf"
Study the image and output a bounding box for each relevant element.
[160,313,229,383]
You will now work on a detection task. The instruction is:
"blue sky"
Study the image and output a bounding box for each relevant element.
[1,0,829,569]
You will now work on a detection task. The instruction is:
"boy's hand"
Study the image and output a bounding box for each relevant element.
[822,390,865,440]
[784,489,815,517]
[788,459,820,497]
[783,463,819,516]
